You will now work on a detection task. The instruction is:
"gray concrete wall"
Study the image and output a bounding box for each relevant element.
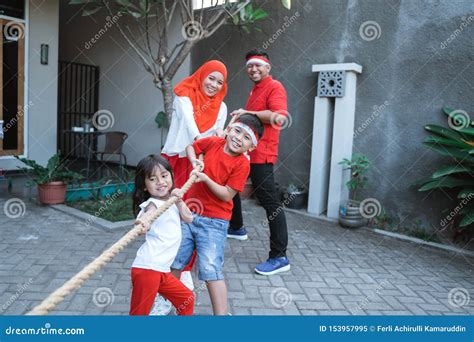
[58,3,190,166]
[192,0,473,231]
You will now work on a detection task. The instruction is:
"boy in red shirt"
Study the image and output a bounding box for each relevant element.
[171,114,264,315]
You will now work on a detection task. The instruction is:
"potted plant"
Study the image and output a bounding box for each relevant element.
[15,154,83,205]
[417,106,474,235]
[282,183,308,210]
[338,153,371,228]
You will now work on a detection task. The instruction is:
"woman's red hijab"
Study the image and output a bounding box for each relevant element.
[174,60,227,133]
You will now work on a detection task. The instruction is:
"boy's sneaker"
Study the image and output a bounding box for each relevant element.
[227,227,248,240]
[149,295,172,316]
[254,257,290,275]
[180,271,194,291]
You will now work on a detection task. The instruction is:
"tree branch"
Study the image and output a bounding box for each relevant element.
[103,1,156,78]
[163,39,194,81]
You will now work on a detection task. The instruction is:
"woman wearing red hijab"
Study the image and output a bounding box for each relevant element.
[153,60,228,315]
[162,60,228,187]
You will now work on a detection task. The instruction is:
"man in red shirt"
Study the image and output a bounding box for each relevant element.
[228,49,290,276]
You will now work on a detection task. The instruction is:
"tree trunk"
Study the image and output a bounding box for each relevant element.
[162,78,174,119]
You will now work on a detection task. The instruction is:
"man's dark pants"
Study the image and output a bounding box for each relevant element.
[230,163,288,259]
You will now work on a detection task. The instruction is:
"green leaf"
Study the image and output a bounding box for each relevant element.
[457,188,474,199]
[457,127,474,136]
[82,6,102,16]
[459,209,474,227]
[424,136,472,149]
[69,0,90,4]
[442,106,455,117]
[116,0,133,6]
[281,0,291,9]
[431,165,471,179]
[423,142,474,161]
[418,177,474,191]
[252,8,268,21]
[424,124,464,141]
[155,111,169,129]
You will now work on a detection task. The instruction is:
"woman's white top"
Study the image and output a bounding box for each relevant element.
[132,198,182,273]
[162,96,228,157]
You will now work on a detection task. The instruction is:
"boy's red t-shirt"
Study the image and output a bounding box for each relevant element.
[186,136,250,220]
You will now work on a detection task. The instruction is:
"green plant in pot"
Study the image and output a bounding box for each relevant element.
[338,153,371,228]
[15,154,84,205]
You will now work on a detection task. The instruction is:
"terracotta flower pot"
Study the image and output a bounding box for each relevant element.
[38,181,67,205]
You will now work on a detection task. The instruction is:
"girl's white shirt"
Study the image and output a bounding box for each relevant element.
[132,197,181,272]
[162,96,227,157]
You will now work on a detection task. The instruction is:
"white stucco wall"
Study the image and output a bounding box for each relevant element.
[58,3,191,166]
[0,0,59,170]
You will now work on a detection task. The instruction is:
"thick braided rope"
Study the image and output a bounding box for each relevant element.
[27,162,201,316]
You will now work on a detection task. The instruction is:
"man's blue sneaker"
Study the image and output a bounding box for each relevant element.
[254,257,290,275]
[227,227,248,241]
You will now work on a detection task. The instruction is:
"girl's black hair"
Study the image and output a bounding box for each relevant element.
[132,154,175,216]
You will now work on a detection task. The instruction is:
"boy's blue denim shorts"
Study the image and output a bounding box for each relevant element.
[171,214,229,281]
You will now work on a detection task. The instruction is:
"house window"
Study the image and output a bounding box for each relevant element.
[192,0,238,10]
[0,18,25,156]
[0,1,25,19]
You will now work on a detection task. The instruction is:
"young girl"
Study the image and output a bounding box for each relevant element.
[129,154,194,316]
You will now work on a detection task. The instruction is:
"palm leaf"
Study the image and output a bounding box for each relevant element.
[424,136,472,149]
[431,165,471,178]
[424,124,464,141]
[418,177,474,191]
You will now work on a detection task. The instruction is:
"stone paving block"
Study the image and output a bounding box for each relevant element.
[323,294,346,310]
[1,197,474,316]
[295,301,330,310]
[300,309,318,315]
[231,299,264,308]
[319,310,351,315]
[250,308,285,315]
